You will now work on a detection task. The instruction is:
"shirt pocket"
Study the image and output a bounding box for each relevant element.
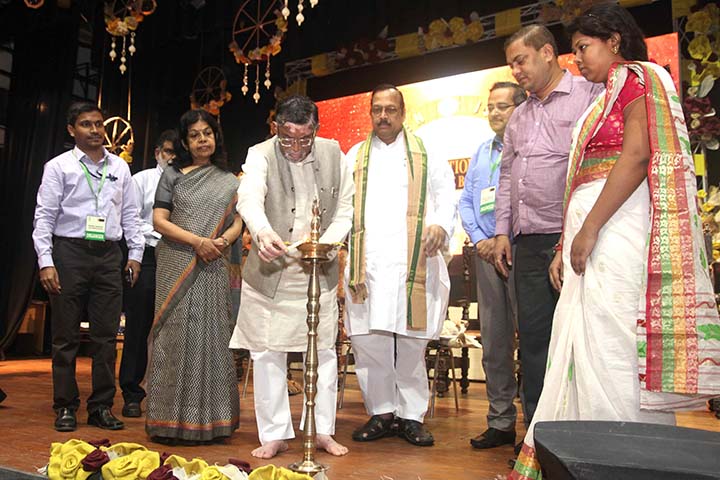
[105,177,124,211]
[544,118,576,154]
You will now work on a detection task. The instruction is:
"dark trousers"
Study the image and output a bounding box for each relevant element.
[475,253,518,432]
[119,246,156,404]
[514,233,560,426]
[49,237,123,413]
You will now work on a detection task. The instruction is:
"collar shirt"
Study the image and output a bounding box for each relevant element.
[365,132,411,245]
[344,130,457,338]
[495,70,605,237]
[460,135,503,244]
[132,164,163,247]
[33,146,145,268]
[346,130,457,258]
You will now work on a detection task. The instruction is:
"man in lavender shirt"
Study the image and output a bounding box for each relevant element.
[32,102,144,432]
[493,25,604,434]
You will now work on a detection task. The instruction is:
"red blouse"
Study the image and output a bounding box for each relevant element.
[576,71,645,186]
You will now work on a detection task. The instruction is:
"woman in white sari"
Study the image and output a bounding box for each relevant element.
[509,5,720,479]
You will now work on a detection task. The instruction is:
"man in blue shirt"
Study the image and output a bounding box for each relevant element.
[33,102,144,432]
[119,129,177,418]
[460,82,526,449]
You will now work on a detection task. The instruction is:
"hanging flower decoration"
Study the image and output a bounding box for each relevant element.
[421,13,484,52]
[190,92,232,117]
[682,3,720,151]
[229,5,289,104]
[279,0,321,27]
[190,67,232,116]
[104,1,156,75]
[102,116,135,163]
[228,12,287,65]
[118,140,135,163]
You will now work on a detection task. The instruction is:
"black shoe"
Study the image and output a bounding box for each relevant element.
[470,428,516,449]
[151,436,178,446]
[54,408,77,432]
[398,418,434,446]
[514,441,523,456]
[0,387,6,404]
[88,407,124,430]
[121,402,141,418]
[351,414,396,442]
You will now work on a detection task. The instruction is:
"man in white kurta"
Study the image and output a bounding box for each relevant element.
[345,85,456,447]
[229,95,353,459]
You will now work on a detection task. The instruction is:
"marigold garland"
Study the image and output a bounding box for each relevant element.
[422,14,484,51]
[228,11,288,65]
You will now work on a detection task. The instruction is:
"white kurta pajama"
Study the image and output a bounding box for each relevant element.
[345,131,456,421]
[230,144,354,444]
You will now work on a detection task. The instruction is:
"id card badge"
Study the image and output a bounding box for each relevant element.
[85,216,106,241]
[479,186,496,214]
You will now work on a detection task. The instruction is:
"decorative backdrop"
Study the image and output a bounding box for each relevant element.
[315,33,679,255]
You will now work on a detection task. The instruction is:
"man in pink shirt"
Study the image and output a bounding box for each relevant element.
[493,25,604,441]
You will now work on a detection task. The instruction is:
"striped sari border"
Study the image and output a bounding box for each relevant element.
[643,64,698,393]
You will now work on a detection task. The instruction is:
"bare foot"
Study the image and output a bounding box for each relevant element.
[316,434,349,456]
[251,440,289,459]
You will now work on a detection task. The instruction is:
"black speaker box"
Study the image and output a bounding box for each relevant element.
[534,420,720,480]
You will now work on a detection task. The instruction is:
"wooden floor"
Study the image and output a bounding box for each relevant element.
[0,358,718,480]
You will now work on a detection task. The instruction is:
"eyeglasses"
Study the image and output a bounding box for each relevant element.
[278,136,314,148]
[370,105,400,117]
[187,128,214,142]
[484,103,516,115]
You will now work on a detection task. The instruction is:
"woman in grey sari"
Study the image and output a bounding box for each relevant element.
[146,109,242,444]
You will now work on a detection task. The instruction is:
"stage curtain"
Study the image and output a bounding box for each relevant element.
[0,6,79,353]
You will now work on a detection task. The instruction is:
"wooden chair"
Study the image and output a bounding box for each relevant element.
[336,296,355,409]
[425,241,477,417]
[426,339,460,418]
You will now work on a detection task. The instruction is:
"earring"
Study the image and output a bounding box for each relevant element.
[612,46,619,54]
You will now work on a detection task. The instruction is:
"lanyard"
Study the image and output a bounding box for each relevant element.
[75,152,108,213]
[488,150,502,183]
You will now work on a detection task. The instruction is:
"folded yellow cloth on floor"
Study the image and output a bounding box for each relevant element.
[101,450,160,480]
[163,454,210,475]
[248,465,313,480]
[48,440,95,480]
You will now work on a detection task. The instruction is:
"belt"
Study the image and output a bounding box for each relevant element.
[515,232,561,239]
[54,236,117,250]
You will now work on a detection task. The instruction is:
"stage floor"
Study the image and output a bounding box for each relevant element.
[0,358,718,480]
